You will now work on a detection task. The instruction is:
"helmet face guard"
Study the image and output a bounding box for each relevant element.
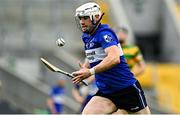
[75,2,103,34]
[75,16,92,33]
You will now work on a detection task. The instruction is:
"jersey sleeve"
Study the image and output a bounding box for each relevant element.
[98,30,118,49]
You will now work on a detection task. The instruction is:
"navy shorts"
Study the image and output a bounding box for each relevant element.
[95,81,147,112]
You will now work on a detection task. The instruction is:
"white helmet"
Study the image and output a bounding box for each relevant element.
[75,2,102,23]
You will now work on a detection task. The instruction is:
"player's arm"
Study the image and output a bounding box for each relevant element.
[72,87,85,104]
[131,59,146,77]
[93,45,120,73]
[132,50,146,77]
[80,45,120,73]
[72,45,120,84]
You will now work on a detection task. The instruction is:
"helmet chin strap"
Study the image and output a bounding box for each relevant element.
[86,13,105,35]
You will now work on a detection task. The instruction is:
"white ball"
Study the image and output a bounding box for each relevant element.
[56,38,65,47]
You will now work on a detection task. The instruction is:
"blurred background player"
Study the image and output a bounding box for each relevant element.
[47,80,65,114]
[116,26,146,77]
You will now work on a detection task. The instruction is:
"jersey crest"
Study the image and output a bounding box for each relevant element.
[103,34,113,43]
[85,37,95,49]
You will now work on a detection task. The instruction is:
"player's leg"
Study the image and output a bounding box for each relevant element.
[112,106,151,114]
[134,106,151,114]
[130,81,151,114]
[112,109,129,114]
[82,96,117,114]
[112,80,151,114]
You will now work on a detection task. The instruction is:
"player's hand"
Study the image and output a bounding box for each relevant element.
[72,68,91,84]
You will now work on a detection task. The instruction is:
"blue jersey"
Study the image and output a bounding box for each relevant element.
[49,85,65,113]
[82,24,136,94]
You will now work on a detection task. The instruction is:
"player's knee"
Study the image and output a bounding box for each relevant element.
[82,107,95,114]
[82,104,106,114]
[135,106,151,114]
